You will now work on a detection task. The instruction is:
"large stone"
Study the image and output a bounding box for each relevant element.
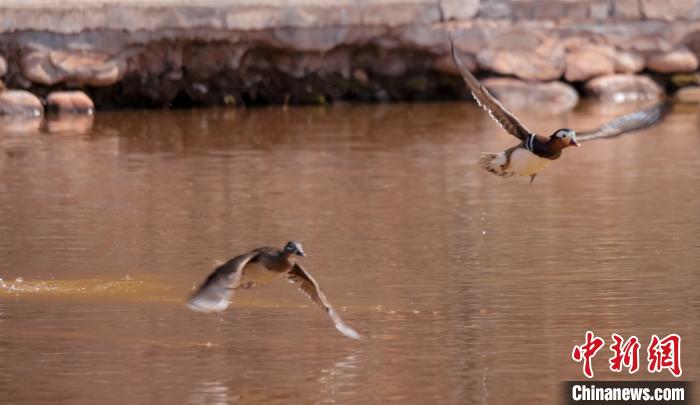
[564,43,616,81]
[0,90,43,116]
[481,78,579,113]
[585,74,663,102]
[613,51,645,73]
[432,51,476,75]
[451,25,502,55]
[646,47,699,73]
[477,30,565,81]
[21,48,125,86]
[46,115,94,134]
[273,27,349,52]
[2,0,700,108]
[478,0,511,18]
[589,2,611,19]
[396,24,447,50]
[0,116,42,133]
[0,1,438,33]
[358,0,440,26]
[510,0,610,19]
[640,0,696,20]
[440,0,479,20]
[612,0,642,18]
[566,50,615,81]
[46,91,95,114]
[675,86,700,103]
[242,1,359,29]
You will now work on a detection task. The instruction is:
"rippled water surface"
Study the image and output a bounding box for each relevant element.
[0,102,698,404]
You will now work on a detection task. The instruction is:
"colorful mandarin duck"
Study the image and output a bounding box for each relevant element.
[450,39,671,183]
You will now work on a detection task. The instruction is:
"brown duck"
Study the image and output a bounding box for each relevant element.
[187,241,361,340]
[450,39,671,183]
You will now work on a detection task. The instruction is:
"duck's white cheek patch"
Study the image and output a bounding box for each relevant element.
[509,148,552,176]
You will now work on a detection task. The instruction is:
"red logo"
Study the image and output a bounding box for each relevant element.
[647,334,682,377]
[572,332,682,378]
[572,331,605,378]
[609,334,640,374]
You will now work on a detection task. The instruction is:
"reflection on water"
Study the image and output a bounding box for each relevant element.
[317,353,360,404]
[0,114,95,136]
[0,102,698,404]
[189,381,238,405]
[0,116,42,133]
[45,115,95,135]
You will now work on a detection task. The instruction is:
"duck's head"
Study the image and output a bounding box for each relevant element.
[552,128,579,148]
[283,241,305,257]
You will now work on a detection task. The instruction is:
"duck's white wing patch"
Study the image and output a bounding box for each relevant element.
[286,263,362,340]
[186,252,258,313]
[334,320,362,340]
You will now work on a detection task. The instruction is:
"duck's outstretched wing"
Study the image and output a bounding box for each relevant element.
[286,263,362,340]
[576,99,672,143]
[450,37,534,141]
[187,251,259,313]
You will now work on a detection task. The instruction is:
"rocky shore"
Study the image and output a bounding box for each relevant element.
[2,0,700,114]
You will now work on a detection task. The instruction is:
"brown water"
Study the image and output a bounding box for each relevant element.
[0,102,698,404]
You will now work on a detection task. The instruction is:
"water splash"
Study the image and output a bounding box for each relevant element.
[0,277,176,302]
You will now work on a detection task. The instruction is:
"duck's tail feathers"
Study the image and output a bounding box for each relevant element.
[479,152,512,177]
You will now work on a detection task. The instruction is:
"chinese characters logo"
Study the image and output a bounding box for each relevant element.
[572,331,681,378]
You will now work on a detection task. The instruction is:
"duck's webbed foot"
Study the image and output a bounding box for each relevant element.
[529,173,538,184]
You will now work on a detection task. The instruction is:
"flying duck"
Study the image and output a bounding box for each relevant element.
[187,241,361,340]
[450,39,671,183]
